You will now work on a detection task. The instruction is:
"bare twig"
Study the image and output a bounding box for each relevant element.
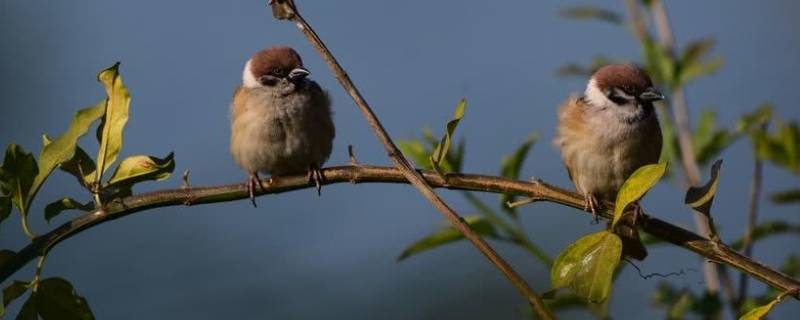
[647,0,722,296]
[738,130,766,306]
[1,165,798,300]
[267,1,553,318]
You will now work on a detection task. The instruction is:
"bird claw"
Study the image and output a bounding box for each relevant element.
[584,194,600,224]
[247,173,265,208]
[308,165,324,196]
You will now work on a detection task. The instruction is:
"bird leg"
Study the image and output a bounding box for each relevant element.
[247,172,265,208]
[630,201,644,225]
[584,193,601,224]
[307,165,324,196]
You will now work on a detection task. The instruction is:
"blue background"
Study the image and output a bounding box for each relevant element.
[1,0,799,318]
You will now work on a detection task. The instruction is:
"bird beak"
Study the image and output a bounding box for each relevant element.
[288,67,310,82]
[639,87,665,102]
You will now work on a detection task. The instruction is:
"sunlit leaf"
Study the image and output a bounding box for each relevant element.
[44,197,94,223]
[1,144,38,216]
[739,296,781,320]
[397,215,498,261]
[106,153,175,187]
[429,99,466,176]
[29,102,106,210]
[771,189,800,204]
[559,6,622,25]
[685,159,722,215]
[35,277,94,320]
[92,63,131,186]
[730,221,800,250]
[551,231,622,303]
[612,162,668,228]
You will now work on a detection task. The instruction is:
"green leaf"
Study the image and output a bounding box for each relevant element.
[559,6,622,25]
[17,293,37,320]
[679,37,715,68]
[106,153,175,187]
[658,112,679,172]
[29,102,106,210]
[58,145,96,186]
[1,144,38,215]
[691,110,735,165]
[737,104,773,134]
[397,215,498,261]
[676,57,722,87]
[429,99,466,176]
[550,231,622,303]
[771,189,800,204]
[44,198,94,223]
[739,296,783,320]
[499,134,537,215]
[93,62,131,186]
[0,196,10,229]
[730,221,800,250]
[35,277,94,320]
[612,162,668,228]
[397,140,433,170]
[3,281,29,312]
[685,159,722,215]
[643,37,676,88]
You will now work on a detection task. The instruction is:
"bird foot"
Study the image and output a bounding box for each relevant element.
[308,165,324,196]
[247,172,265,208]
[630,202,644,226]
[584,194,601,224]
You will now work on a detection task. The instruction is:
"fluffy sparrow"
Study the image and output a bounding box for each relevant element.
[230,46,335,206]
[554,64,664,259]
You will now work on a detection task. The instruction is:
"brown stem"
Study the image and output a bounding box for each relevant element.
[1,165,798,301]
[268,1,553,318]
[648,0,722,296]
[738,136,765,306]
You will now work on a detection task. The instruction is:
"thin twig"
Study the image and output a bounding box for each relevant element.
[738,130,766,306]
[267,1,554,318]
[1,165,798,301]
[648,0,722,296]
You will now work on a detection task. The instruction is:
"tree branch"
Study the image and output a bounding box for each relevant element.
[268,1,553,318]
[1,165,798,301]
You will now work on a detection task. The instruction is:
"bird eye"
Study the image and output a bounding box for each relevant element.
[607,90,628,105]
[271,68,283,76]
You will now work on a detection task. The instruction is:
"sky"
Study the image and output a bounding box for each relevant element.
[1,0,799,319]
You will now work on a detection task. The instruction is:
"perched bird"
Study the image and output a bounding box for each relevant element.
[230,46,335,207]
[554,64,664,259]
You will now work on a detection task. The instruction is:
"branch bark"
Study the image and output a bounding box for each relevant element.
[269,1,553,318]
[1,165,798,301]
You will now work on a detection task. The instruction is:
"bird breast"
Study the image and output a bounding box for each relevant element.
[230,82,334,175]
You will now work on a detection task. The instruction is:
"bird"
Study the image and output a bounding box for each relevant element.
[554,64,664,259]
[230,46,335,207]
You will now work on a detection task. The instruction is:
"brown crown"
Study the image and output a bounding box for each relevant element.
[592,64,653,96]
[249,46,304,78]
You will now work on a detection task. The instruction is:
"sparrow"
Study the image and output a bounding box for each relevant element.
[230,46,335,207]
[554,64,664,259]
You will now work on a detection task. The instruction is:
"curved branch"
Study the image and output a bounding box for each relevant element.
[1,165,798,300]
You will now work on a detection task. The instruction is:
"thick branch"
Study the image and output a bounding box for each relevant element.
[269,1,552,318]
[1,165,798,300]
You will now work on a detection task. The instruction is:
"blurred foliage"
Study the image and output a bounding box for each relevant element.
[0,63,175,319]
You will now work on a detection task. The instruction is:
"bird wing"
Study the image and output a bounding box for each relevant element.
[554,96,589,184]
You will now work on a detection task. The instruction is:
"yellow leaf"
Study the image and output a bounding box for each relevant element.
[93,63,131,186]
[612,162,668,228]
[685,159,722,215]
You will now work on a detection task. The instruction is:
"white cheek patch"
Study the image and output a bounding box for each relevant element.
[242,59,261,88]
[584,79,609,108]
